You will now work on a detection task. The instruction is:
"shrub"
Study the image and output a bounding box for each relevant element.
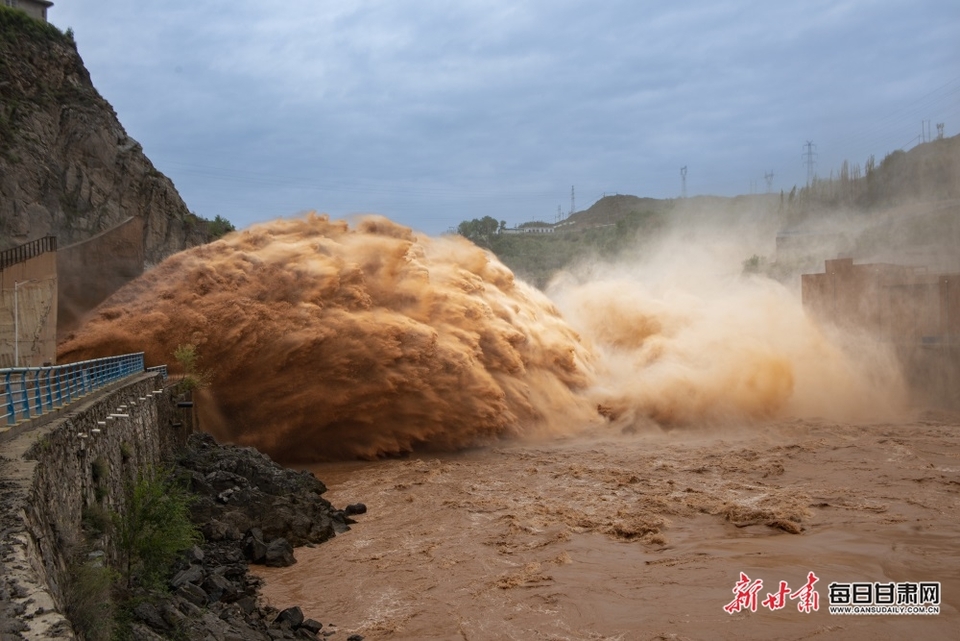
[112,470,200,590]
[81,504,111,538]
[64,559,115,641]
[173,343,211,394]
[208,215,236,239]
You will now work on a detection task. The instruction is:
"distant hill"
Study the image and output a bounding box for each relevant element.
[778,134,960,274]
[459,134,959,288]
[464,193,782,288]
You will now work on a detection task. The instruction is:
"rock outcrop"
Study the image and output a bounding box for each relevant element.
[122,433,360,640]
[0,7,215,264]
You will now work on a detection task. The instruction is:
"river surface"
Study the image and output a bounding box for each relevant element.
[257,413,960,640]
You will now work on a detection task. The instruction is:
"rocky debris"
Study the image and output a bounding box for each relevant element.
[123,433,363,640]
[344,504,367,516]
[178,433,353,552]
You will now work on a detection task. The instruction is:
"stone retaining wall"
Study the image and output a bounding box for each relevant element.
[0,373,192,639]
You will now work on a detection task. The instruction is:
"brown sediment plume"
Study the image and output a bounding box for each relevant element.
[58,214,598,461]
[547,248,909,430]
[59,213,909,461]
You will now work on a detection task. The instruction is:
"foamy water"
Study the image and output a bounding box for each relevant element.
[60,213,907,461]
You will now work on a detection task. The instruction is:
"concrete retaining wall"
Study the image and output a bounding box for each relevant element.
[0,251,58,368]
[57,216,145,338]
[0,373,193,639]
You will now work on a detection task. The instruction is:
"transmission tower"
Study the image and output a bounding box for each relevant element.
[764,171,774,193]
[680,166,687,198]
[570,185,575,216]
[557,205,561,222]
[802,141,817,186]
[937,123,945,140]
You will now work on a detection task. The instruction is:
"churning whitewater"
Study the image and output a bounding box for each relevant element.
[59,213,905,461]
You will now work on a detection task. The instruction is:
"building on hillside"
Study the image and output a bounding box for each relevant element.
[502,222,556,235]
[0,237,58,368]
[3,0,52,21]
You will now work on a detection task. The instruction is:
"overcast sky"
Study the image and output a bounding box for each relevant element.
[51,1,959,235]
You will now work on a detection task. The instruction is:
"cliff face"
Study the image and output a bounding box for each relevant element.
[0,8,213,265]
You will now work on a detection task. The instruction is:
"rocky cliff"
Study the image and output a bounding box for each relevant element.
[0,7,216,265]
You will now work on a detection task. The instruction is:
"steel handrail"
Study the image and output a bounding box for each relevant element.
[1,352,148,426]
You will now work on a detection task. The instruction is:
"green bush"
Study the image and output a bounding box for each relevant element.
[0,5,68,44]
[112,470,200,590]
[81,504,111,538]
[207,215,236,239]
[64,559,115,641]
[173,343,211,394]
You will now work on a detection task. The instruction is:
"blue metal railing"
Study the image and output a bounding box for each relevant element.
[2,352,146,426]
[146,364,168,379]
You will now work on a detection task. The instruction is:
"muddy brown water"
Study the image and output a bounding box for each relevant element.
[257,414,960,640]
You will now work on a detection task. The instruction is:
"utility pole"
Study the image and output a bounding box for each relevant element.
[802,141,817,186]
[13,280,31,368]
[764,171,774,193]
[680,166,687,198]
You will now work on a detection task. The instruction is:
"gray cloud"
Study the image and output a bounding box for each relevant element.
[51,0,960,233]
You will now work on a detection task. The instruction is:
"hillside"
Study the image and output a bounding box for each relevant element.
[468,193,782,288]
[776,134,960,275]
[0,7,220,263]
[460,134,960,288]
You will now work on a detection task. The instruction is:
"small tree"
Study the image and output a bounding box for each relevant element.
[113,470,199,590]
[208,215,236,238]
[173,343,210,394]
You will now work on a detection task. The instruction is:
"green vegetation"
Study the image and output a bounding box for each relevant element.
[67,468,199,639]
[81,503,112,538]
[457,216,501,248]
[112,469,199,590]
[0,5,69,45]
[458,208,668,288]
[64,559,116,641]
[173,343,211,394]
[786,137,960,223]
[207,214,236,238]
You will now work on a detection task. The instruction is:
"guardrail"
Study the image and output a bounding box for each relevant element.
[2,352,147,426]
[146,364,168,379]
[0,235,57,271]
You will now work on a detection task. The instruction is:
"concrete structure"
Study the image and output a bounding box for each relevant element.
[0,237,58,368]
[0,373,190,638]
[0,216,149,360]
[802,257,960,406]
[502,224,556,235]
[57,217,145,337]
[2,0,53,21]
[802,258,960,341]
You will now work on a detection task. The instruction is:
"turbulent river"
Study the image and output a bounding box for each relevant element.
[56,213,959,638]
[257,414,960,641]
